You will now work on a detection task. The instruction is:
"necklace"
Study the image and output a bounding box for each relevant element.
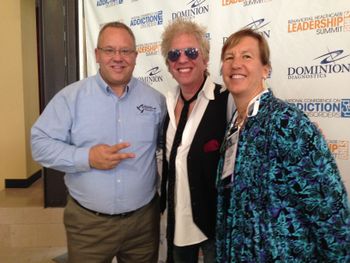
[235,114,246,129]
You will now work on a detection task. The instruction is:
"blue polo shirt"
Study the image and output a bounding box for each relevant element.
[31,72,166,214]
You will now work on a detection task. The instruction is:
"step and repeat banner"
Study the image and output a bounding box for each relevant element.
[82,0,349,261]
[82,0,350,192]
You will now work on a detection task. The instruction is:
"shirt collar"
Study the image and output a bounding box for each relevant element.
[95,71,134,97]
[202,76,216,100]
[168,75,216,101]
[246,89,269,118]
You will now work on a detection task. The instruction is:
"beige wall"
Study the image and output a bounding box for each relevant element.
[0,0,40,190]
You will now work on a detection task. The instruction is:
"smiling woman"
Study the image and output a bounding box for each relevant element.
[216,27,350,263]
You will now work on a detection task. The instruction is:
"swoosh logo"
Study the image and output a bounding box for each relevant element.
[314,50,350,64]
[244,18,270,30]
[146,66,161,76]
[188,0,206,8]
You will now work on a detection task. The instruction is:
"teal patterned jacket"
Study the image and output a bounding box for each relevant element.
[216,91,350,263]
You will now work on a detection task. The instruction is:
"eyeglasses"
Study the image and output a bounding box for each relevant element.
[167,47,199,62]
[98,47,135,57]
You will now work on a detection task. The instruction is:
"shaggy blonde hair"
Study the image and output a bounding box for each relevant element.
[161,19,210,74]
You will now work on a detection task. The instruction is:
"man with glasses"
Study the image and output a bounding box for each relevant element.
[31,21,166,263]
[159,19,231,263]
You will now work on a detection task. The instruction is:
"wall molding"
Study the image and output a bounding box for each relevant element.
[5,170,42,188]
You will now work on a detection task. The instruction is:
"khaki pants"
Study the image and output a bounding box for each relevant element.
[64,195,160,263]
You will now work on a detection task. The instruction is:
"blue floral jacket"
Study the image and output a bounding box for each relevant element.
[216,91,350,263]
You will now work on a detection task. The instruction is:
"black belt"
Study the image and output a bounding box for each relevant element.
[72,197,136,217]
[71,194,157,218]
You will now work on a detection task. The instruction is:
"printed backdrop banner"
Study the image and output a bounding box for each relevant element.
[83,0,350,192]
[82,0,349,261]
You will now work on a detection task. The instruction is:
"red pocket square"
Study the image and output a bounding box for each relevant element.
[203,139,220,153]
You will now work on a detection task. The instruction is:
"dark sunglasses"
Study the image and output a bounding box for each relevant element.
[167,47,199,62]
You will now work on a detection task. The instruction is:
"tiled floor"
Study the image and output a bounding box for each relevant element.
[0,247,67,263]
[0,177,67,263]
[0,177,164,263]
[0,178,45,208]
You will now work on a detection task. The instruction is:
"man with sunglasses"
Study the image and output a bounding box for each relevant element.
[31,21,166,263]
[160,19,231,263]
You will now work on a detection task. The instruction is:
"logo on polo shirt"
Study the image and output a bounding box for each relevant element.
[137,104,156,113]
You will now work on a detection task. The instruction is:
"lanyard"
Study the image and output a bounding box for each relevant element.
[220,110,240,185]
[220,110,238,154]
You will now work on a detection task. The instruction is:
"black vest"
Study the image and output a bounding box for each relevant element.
[160,84,228,261]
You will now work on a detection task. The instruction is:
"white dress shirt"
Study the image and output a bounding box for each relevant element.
[165,77,218,246]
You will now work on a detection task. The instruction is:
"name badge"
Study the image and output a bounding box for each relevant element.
[221,129,239,180]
